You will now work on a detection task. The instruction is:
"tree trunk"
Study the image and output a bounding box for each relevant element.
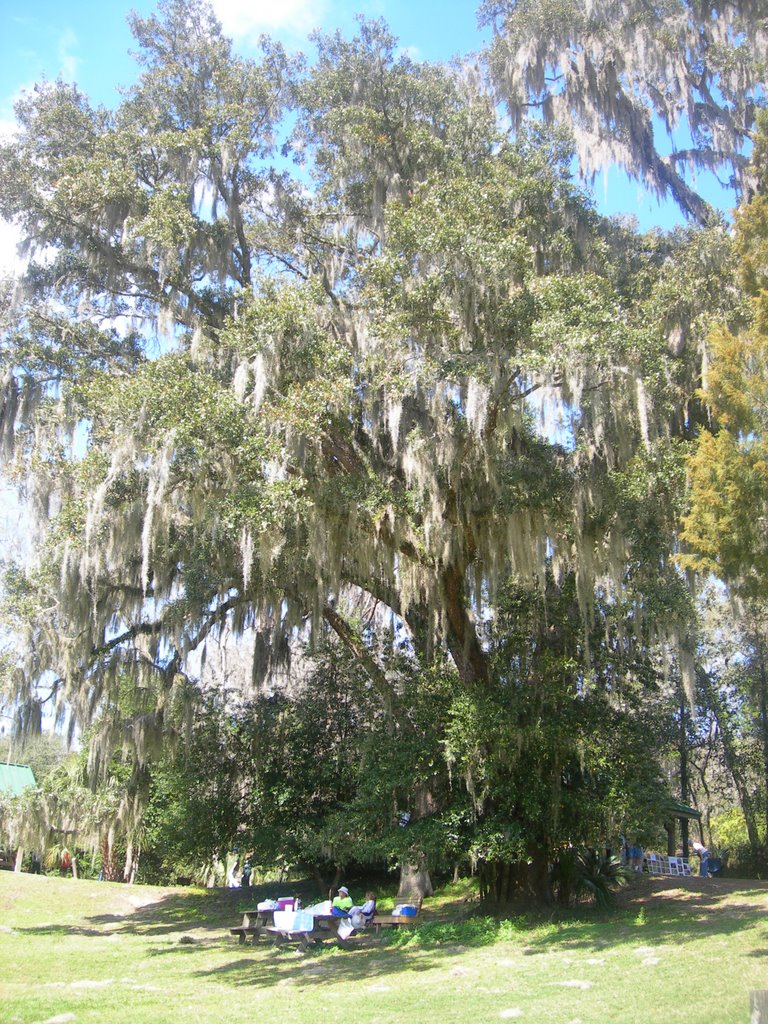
[702,671,761,854]
[679,695,690,857]
[441,564,489,686]
[123,840,140,884]
[397,858,433,899]
[757,646,768,856]
[500,861,512,903]
[478,861,489,901]
[526,844,551,903]
[123,839,134,883]
[100,830,121,882]
[326,865,343,900]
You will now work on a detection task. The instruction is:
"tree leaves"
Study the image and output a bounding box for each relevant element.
[480,0,765,223]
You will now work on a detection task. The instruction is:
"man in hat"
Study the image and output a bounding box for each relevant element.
[331,886,354,915]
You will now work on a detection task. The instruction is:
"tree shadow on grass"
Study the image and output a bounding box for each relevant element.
[14,879,441,959]
[15,923,110,938]
[82,913,132,925]
[519,876,768,955]
[106,898,482,991]
[136,883,290,934]
[191,939,466,990]
[15,884,280,940]
[98,886,489,989]
[15,874,768,985]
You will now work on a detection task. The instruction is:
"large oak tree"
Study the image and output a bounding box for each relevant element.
[0,0,747,890]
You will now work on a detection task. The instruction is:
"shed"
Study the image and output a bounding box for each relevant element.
[0,763,37,797]
[0,763,37,871]
[664,799,703,856]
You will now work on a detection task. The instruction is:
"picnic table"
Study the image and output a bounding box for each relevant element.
[230,907,275,944]
[267,912,346,950]
[230,908,347,949]
[230,897,424,949]
[371,895,423,932]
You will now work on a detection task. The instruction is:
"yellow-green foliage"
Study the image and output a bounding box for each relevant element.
[681,117,768,596]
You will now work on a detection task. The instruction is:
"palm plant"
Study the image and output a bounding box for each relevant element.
[551,847,627,909]
[575,848,627,909]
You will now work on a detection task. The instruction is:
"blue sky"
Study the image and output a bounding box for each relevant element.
[0,0,492,115]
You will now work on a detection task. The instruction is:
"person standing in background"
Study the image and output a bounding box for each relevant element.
[241,857,252,887]
[692,840,709,877]
[629,841,644,872]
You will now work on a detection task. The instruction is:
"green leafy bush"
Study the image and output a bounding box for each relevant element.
[550,847,627,909]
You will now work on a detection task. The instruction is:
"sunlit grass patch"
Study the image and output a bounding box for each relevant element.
[1,872,767,1024]
[384,915,529,948]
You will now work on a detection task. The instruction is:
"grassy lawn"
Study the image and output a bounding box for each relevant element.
[1,870,766,1024]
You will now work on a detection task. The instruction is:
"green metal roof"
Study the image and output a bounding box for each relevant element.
[0,763,37,796]
[666,799,702,820]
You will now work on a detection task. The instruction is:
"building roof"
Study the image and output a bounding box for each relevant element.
[0,763,37,796]
[666,799,702,820]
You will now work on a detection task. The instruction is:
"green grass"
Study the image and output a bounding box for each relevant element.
[1,871,766,1024]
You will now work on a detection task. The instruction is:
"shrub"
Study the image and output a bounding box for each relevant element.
[550,847,626,909]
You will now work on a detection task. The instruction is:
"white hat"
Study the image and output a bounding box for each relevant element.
[338,886,349,895]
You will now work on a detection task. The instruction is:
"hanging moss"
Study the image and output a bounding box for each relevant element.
[0,5,741,774]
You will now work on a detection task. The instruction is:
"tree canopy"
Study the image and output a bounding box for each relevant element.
[480,0,766,224]
[681,112,768,597]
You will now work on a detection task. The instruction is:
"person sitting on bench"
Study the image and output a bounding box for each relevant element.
[331,886,354,915]
[336,892,377,940]
[349,891,376,926]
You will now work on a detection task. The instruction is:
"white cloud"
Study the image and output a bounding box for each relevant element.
[0,121,23,280]
[57,28,81,82]
[0,118,17,143]
[211,0,329,44]
[0,219,22,279]
[398,44,423,61]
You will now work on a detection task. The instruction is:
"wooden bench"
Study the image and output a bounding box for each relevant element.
[267,913,344,950]
[371,895,423,932]
[229,908,274,944]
